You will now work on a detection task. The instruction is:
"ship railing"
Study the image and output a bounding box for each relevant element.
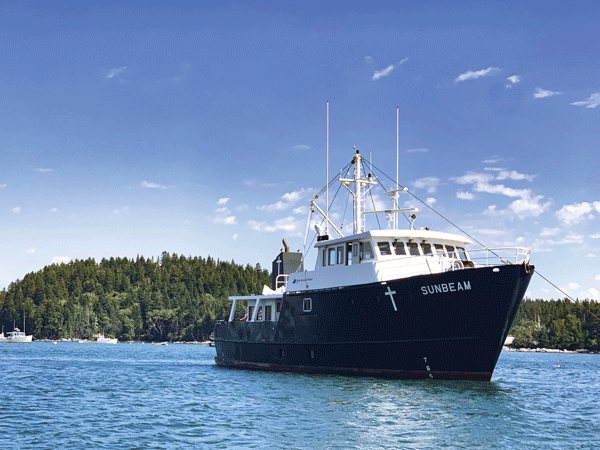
[275,274,289,289]
[466,247,530,266]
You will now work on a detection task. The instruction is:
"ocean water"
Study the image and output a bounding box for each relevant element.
[1,343,599,449]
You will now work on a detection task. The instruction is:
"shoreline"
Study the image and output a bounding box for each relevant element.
[503,346,600,354]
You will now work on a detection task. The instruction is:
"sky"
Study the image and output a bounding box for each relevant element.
[1,0,599,300]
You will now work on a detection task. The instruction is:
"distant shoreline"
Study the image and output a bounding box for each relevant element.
[503,346,600,354]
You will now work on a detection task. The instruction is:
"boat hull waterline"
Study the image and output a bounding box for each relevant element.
[215,264,533,381]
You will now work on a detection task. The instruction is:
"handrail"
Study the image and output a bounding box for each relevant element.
[466,247,530,265]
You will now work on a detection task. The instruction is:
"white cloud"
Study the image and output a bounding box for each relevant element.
[586,253,597,258]
[141,180,168,189]
[399,57,409,65]
[455,67,501,83]
[373,65,395,80]
[27,248,36,254]
[534,87,563,98]
[364,56,374,64]
[413,177,440,193]
[587,288,600,300]
[506,75,520,84]
[595,275,600,281]
[489,169,536,182]
[233,234,238,241]
[214,215,237,225]
[52,256,71,264]
[217,198,230,205]
[570,93,600,108]
[406,148,429,153]
[426,197,436,206]
[11,206,21,213]
[258,188,312,212]
[292,144,310,151]
[248,216,299,234]
[106,66,127,79]
[454,170,549,218]
[36,168,53,173]
[592,233,600,239]
[556,201,600,225]
[456,191,474,200]
[483,156,503,164]
[0,183,6,188]
[50,207,58,212]
[540,227,561,237]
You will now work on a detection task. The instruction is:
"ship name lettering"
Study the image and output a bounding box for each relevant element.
[421,281,471,295]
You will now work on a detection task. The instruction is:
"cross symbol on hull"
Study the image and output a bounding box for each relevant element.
[385,286,398,311]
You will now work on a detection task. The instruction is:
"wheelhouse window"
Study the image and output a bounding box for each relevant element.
[337,246,344,265]
[434,244,446,256]
[456,247,469,261]
[407,242,420,256]
[393,241,406,255]
[446,245,456,258]
[421,243,433,255]
[328,247,336,265]
[361,241,373,260]
[378,242,392,256]
[303,298,312,312]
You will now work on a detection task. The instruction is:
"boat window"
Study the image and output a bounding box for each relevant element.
[346,242,353,265]
[337,246,344,265]
[362,241,373,260]
[276,301,281,313]
[248,306,254,320]
[322,249,327,266]
[422,243,433,255]
[434,244,446,256]
[328,247,336,265]
[303,298,312,312]
[456,247,469,261]
[264,305,272,321]
[393,241,406,255]
[407,242,420,256]
[446,245,456,258]
[378,242,392,256]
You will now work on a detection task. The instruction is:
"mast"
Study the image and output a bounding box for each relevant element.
[396,106,399,229]
[326,101,329,236]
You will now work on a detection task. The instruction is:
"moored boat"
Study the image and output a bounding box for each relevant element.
[214,144,534,381]
[0,327,33,343]
[79,334,118,344]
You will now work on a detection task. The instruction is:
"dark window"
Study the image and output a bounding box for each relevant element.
[422,243,433,255]
[446,245,456,258]
[408,242,420,256]
[278,348,285,358]
[276,301,281,313]
[393,241,406,255]
[378,242,392,255]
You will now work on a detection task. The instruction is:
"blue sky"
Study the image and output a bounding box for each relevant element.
[1,0,599,300]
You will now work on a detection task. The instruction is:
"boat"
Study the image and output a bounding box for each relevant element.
[0,327,33,343]
[78,334,118,344]
[214,144,534,381]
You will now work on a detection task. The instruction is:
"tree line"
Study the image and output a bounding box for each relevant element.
[509,298,600,351]
[0,252,270,342]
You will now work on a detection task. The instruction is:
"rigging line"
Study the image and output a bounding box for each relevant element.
[367,159,506,260]
[533,271,577,304]
[314,162,352,199]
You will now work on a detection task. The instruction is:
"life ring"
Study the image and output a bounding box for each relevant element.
[451,259,464,271]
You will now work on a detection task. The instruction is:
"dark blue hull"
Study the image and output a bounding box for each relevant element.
[214,264,533,381]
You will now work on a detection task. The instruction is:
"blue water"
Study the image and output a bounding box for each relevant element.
[1,343,599,449]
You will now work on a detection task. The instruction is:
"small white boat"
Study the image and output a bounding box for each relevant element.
[152,341,168,346]
[0,327,33,343]
[79,334,118,344]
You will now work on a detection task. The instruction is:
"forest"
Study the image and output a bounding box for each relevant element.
[1,253,598,350]
[509,298,600,351]
[0,252,270,342]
